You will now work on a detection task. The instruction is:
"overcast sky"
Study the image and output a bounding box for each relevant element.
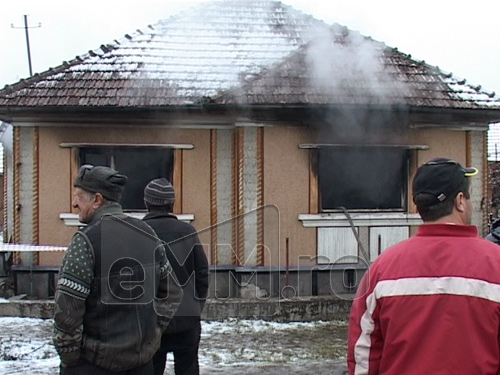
[2,0,500,97]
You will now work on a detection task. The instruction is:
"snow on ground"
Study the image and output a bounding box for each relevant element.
[0,317,347,374]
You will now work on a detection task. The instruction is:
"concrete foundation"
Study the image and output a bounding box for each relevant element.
[0,296,353,321]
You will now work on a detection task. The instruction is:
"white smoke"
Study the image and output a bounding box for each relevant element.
[305,24,406,104]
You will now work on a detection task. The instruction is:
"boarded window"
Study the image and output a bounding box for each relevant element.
[80,147,174,210]
[317,147,408,211]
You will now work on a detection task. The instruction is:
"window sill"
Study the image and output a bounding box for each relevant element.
[298,212,422,227]
[59,212,195,227]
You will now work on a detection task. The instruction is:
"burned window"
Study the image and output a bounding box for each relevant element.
[318,147,408,211]
[80,147,174,210]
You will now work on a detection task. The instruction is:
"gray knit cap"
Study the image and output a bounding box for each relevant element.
[74,165,128,202]
[144,178,175,206]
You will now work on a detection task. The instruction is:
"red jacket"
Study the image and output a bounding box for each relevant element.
[348,224,500,375]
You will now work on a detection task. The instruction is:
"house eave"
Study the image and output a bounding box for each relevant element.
[0,103,498,129]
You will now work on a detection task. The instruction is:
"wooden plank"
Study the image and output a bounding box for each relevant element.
[70,148,79,213]
[317,227,358,264]
[309,149,318,214]
[408,149,419,213]
[173,149,183,214]
[369,226,409,262]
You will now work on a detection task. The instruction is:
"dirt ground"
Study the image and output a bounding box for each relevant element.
[0,317,348,374]
[201,361,347,374]
[198,319,348,374]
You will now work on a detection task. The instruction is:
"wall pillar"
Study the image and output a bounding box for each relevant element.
[210,124,264,267]
[13,126,38,265]
[467,130,487,235]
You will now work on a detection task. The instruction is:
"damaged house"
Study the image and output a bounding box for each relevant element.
[1,0,500,298]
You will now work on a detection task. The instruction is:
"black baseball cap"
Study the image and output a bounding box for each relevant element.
[412,158,478,207]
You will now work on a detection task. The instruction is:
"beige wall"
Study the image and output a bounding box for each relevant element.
[33,125,483,266]
[406,128,468,214]
[263,126,315,266]
[408,128,468,167]
[37,126,211,265]
[408,127,486,232]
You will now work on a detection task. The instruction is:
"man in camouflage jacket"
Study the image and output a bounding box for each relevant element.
[53,165,183,374]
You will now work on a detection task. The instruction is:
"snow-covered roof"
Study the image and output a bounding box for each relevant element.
[0,0,500,110]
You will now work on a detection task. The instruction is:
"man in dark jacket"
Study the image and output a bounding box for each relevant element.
[143,178,209,375]
[53,165,183,375]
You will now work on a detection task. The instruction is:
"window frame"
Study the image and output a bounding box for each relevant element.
[300,143,429,214]
[61,143,193,214]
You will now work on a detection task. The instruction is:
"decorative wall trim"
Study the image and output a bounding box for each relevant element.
[13,127,20,246]
[480,131,489,234]
[298,213,422,228]
[13,126,21,266]
[210,129,218,265]
[3,149,7,241]
[231,130,238,266]
[60,143,194,149]
[256,127,264,266]
[32,127,40,265]
[59,212,195,227]
[299,143,429,150]
[236,128,245,266]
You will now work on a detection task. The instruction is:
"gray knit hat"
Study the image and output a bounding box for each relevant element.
[74,165,128,202]
[144,178,175,206]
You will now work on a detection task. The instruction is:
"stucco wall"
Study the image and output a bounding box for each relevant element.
[408,128,468,167]
[30,125,486,267]
[408,128,485,231]
[37,126,211,265]
[263,126,315,267]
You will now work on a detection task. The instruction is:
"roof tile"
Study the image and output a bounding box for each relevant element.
[0,0,499,110]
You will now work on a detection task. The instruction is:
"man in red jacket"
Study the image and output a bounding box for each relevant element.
[348,157,500,375]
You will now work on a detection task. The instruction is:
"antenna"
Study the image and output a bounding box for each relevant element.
[11,15,42,77]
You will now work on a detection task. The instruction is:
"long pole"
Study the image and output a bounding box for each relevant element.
[24,15,33,77]
[11,15,41,77]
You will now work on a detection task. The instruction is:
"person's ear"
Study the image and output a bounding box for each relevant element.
[454,192,466,213]
[93,193,105,207]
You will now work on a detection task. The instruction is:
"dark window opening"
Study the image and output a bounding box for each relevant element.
[80,147,174,210]
[318,147,408,211]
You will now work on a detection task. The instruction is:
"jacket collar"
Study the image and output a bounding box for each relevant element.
[88,203,125,224]
[143,211,178,221]
[417,223,478,237]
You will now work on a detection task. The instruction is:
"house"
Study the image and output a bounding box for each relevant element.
[1,0,500,299]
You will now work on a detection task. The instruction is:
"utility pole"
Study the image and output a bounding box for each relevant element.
[11,15,41,77]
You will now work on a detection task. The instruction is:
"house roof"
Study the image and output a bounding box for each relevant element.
[0,0,499,111]
[217,30,500,110]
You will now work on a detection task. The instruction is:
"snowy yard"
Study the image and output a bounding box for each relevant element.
[0,317,348,374]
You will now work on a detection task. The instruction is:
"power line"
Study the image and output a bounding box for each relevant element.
[11,15,41,77]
